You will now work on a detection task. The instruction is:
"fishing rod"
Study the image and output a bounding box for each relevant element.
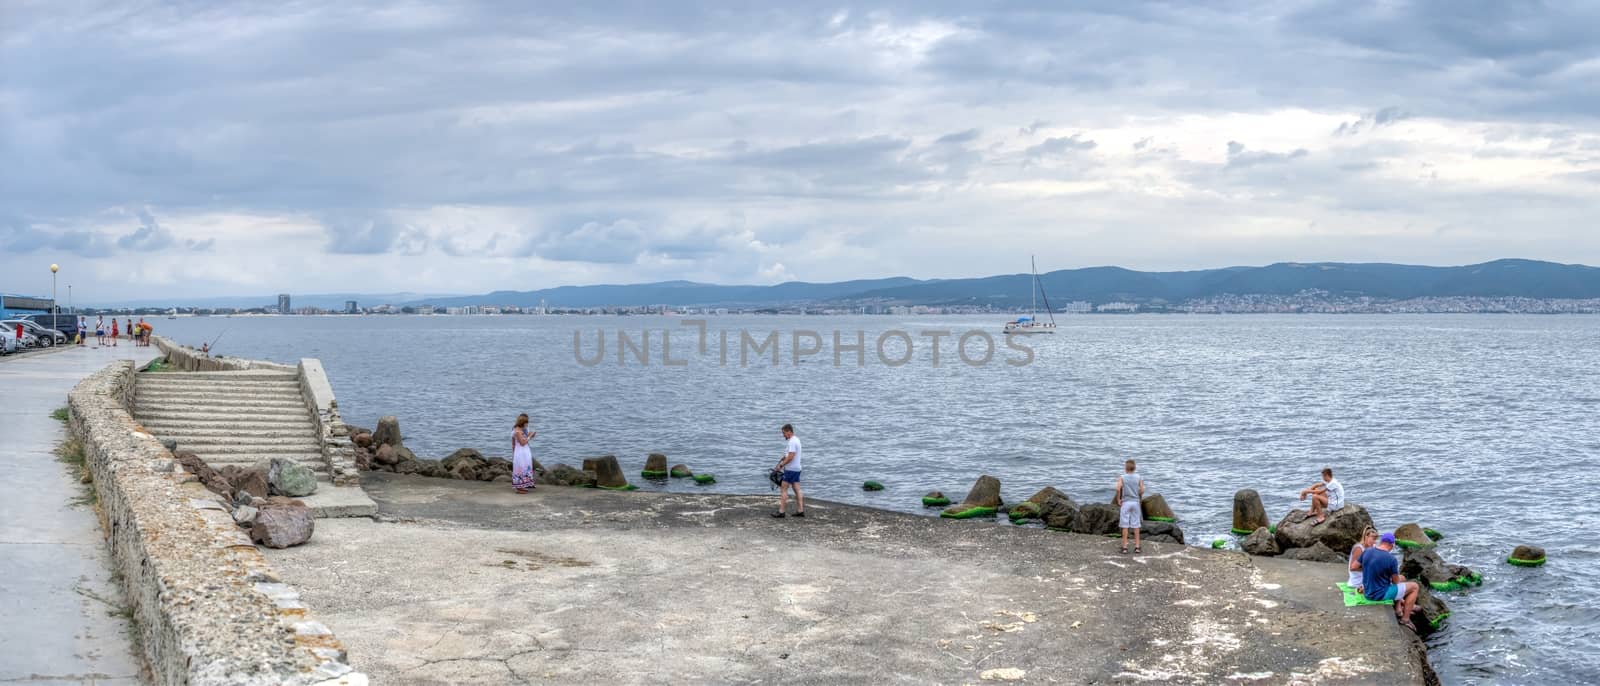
[204,328,228,355]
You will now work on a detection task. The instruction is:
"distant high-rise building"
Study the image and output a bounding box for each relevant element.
[345,300,358,314]
[278,294,292,314]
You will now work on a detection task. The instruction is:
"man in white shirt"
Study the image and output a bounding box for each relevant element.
[1299,467,1345,524]
[772,423,805,518]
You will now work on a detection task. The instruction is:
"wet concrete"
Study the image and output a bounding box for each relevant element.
[265,473,1432,685]
[0,343,156,684]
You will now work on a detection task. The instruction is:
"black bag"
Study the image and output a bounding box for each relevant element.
[767,469,784,488]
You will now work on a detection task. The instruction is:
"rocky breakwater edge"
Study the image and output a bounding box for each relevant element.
[65,359,365,685]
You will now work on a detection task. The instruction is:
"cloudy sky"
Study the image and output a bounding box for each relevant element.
[5,1,1600,302]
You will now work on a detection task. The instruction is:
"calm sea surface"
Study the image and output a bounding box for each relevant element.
[154,313,1599,684]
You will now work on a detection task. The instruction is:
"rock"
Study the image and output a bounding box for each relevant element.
[587,455,629,489]
[1403,547,1482,591]
[642,453,669,477]
[538,463,596,487]
[1027,486,1069,506]
[250,500,314,549]
[581,457,601,472]
[922,491,951,507]
[670,464,693,478]
[218,465,269,499]
[353,447,372,470]
[1242,527,1280,556]
[1273,504,1375,555]
[1280,542,1345,564]
[1008,501,1040,522]
[959,475,1003,508]
[265,457,318,498]
[417,460,447,478]
[1407,585,1451,637]
[1141,520,1185,544]
[1232,489,1270,534]
[394,446,419,464]
[1140,494,1176,522]
[232,505,259,525]
[161,438,178,452]
[1508,544,1546,567]
[373,444,399,466]
[1424,528,1444,542]
[372,416,402,448]
[442,448,486,471]
[1069,503,1120,536]
[232,490,256,508]
[693,473,716,484]
[394,460,421,475]
[1394,522,1432,549]
[352,431,373,448]
[863,480,885,491]
[173,450,232,498]
[449,464,478,481]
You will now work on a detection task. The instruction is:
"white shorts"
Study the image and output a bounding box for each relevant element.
[1119,501,1142,529]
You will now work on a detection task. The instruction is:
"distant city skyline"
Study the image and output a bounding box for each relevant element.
[5,2,1599,302]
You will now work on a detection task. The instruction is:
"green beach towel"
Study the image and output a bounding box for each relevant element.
[1336,582,1392,607]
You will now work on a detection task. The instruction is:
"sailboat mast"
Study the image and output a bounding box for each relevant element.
[1034,255,1057,325]
[1030,255,1038,317]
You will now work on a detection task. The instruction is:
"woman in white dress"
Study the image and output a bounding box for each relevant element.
[511,413,537,493]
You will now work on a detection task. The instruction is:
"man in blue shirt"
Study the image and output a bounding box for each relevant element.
[1360,533,1418,631]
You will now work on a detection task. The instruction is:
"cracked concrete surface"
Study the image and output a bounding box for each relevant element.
[265,473,1432,685]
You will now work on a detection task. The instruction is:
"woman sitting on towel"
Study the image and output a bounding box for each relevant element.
[1348,526,1379,593]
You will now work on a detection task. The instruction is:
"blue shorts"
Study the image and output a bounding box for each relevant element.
[1382,582,1410,601]
[782,470,801,484]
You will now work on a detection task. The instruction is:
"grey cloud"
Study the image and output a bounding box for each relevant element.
[935,129,981,145]
[1225,141,1309,168]
[1335,107,1412,136]
[1019,120,1051,136]
[323,217,428,255]
[1026,134,1097,161]
[116,210,176,252]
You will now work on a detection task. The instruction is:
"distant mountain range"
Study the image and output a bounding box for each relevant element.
[414,259,1600,309]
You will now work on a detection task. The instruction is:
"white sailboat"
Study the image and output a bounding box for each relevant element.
[1003,256,1057,334]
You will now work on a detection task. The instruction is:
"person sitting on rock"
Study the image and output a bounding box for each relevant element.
[1115,459,1144,554]
[1361,533,1419,631]
[1298,467,1345,524]
[1348,526,1379,594]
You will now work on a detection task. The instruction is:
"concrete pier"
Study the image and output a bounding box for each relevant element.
[266,473,1433,685]
[0,344,155,684]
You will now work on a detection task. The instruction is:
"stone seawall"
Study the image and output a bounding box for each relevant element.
[68,360,365,685]
[155,335,296,373]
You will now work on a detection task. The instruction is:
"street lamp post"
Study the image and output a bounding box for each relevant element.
[50,264,59,330]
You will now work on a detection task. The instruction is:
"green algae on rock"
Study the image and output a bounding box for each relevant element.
[862,480,885,491]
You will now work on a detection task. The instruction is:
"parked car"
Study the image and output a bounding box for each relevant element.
[23,314,79,343]
[1,319,64,347]
[0,329,17,354]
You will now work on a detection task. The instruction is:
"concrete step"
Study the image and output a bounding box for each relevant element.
[137,377,301,388]
[134,386,305,398]
[140,426,315,440]
[138,418,317,431]
[164,434,323,450]
[134,406,311,420]
[184,450,328,466]
[138,371,298,381]
[135,398,309,412]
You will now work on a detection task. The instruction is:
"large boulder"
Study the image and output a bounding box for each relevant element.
[587,455,629,489]
[1142,520,1185,544]
[1394,522,1431,549]
[1508,544,1547,567]
[372,416,403,448]
[1232,489,1269,534]
[960,475,1003,508]
[442,448,487,472]
[1141,494,1176,522]
[1280,542,1345,564]
[1274,505,1375,554]
[581,457,602,472]
[1403,547,1482,591]
[217,465,269,499]
[1242,527,1280,556]
[265,457,318,497]
[922,491,951,508]
[1070,503,1120,536]
[352,431,373,449]
[670,464,693,478]
[1027,486,1069,506]
[540,463,597,487]
[373,444,399,466]
[1008,502,1041,522]
[1028,488,1081,530]
[250,499,314,549]
[642,453,669,477]
[1407,585,1451,637]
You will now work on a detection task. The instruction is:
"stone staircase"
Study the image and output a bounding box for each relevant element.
[133,370,331,478]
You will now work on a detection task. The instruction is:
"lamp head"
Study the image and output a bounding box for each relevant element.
[50,264,59,273]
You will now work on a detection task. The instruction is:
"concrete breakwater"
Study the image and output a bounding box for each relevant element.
[67,354,367,684]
